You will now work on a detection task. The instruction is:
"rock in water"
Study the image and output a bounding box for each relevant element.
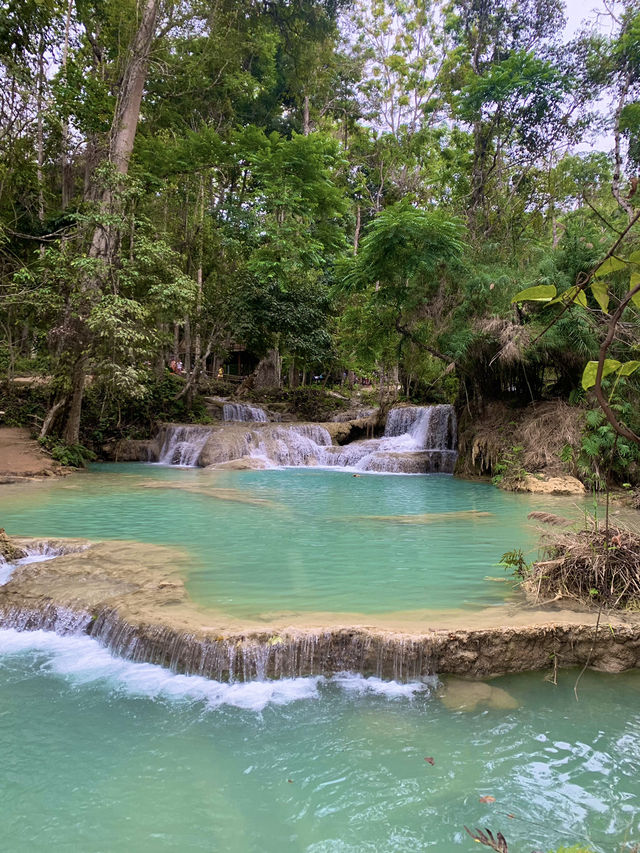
[438,678,520,711]
[0,529,26,563]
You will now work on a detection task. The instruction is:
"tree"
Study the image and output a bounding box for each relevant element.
[338,199,465,377]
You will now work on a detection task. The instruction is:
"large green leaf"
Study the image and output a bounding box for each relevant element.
[511,284,556,303]
[630,272,640,308]
[581,359,621,390]
[549,284,588,307]
[618,360,640,377]
[590,280,610,312]
[593,255,628,278]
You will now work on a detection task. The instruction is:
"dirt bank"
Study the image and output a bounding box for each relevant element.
[456,399,586,489]
[2,537,640,680]
[0,428,62,479]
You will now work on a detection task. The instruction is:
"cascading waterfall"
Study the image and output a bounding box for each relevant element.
[157,425,213,466]
[0,602,435,682]
[317,405,457,474]
[223,403,269,423]
[245,405,457,473]
[0,542,75,586]
[152,405,456,473]
[250,424,333,467]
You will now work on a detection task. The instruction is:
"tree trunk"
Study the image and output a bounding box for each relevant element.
[62,357,87,445]
[183,315,192,376]
[56,0,159,443]
[612,72,634,221]
[88,0,158,263]
[289,360,300,388]
[194,177,204,368]
[36,38,46,255]
[40,396,68,439]
[253,349,282,389]
[61,0,73,209]
[353,204,361,255]
[303,94,310,135]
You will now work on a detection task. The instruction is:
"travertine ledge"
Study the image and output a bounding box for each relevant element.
[2,538,640,681]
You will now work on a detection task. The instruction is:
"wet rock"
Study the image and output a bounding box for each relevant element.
[320,418,376,445]
[208,456,271,471]
[0,529,26,562]
[112,438,157,462]
[4,536,640,682]
[517,474,585,495]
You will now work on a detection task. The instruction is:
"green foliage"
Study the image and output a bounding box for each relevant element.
[80,374,212,447]
[250,386,350,422]
[492,446,527,490]
[499,548,531,580]
[341,201,465,302]
[578,408,640,488]
[0,385,49,428]
[1,0,639,458]
[38,437,96,468]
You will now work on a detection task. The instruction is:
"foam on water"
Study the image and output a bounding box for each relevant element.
[0,628,434,711]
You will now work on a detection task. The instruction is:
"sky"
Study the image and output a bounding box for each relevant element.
[564,0,608,36]
[564,0,616,152]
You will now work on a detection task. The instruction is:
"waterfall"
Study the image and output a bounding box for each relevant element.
[223,403,269,423]
[384,405,457,450]
[85,610,436,682]
[0,542,81,586]
[320,405,458,474]
[241,407,456,473]
[250,425,333,467]
[152,406,456,473]
[2,596,627,682]
[157,425,213,467]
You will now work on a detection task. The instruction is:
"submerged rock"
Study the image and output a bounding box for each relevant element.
[438,678,520,711]
[209,456,272,471]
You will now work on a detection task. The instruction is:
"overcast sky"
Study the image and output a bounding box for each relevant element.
[563,0,615,152]
[564,0,616,38]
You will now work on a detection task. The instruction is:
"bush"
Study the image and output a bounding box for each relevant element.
[492,445,527,490]
[524,516,640,609]
[39,437,97,468]
[249,386,351,421]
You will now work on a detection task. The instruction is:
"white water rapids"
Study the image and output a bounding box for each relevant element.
[222,403,269,423]
[155,405,457,473]
[0,628,435,710]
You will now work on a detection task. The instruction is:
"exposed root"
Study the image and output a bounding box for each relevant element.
[525,519,640,609]
[458,400,584,478]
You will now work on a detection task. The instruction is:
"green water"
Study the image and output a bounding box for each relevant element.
[0,629,638,852]
[0,464,586,618]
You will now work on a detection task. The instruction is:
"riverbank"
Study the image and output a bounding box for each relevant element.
[0,428,66,480]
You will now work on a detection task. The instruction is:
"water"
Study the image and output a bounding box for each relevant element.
[157,425,212,466]
[325,405,457,473]
[0,629,638,852]
[0,464,576,619]
[153,404,457,472]
[223,402,269,422]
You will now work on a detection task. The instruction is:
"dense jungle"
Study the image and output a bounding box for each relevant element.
[4,3,640,851]
[1,0,640,485]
